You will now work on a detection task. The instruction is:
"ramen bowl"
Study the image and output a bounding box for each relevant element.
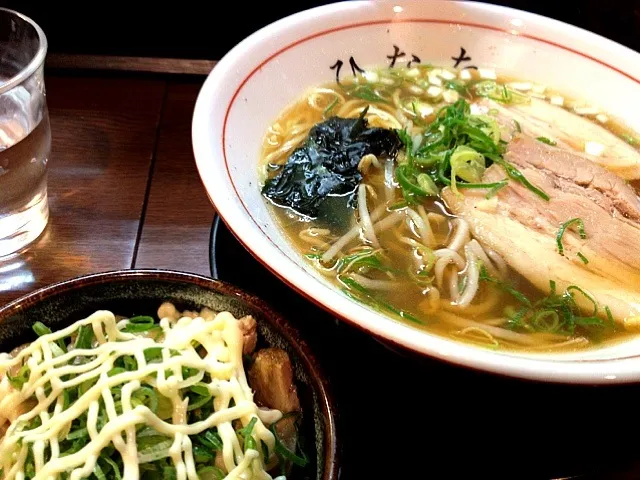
[192,0,640,383]
[0,269,339,479]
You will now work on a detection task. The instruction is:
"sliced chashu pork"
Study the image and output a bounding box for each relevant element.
[475,97,640,180]
[442,134,640,323]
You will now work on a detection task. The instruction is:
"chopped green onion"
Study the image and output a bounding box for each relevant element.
[75,325,95,349]
[506,306,530,330]
[345,84,387,103]
[340,275,423,324]
[187,385,212,412]
[536,136,557,146]
[577,252,589,264]
[480,267,612,336]
[261,440,270,463]
[244,435,257,452]
[190,383,210,397]
[415,173,438,196]
[101,457,123,480]
[532,310,560,332]
[143,347,163,362]
[437,152,511,190]
[489,154,550,201]
[513,120,522,133]
[556,218,586,256]
[123,355,137,371]
[474,80,530,104]
[67,428,89,440]
[32,321,52,337]
[270,414,309,468]
[335,249,392,275]
[197,466,225,480]
[450,145,486,184]
[479,266,532,307]
[396,128,413,156]
[93,461,107,480]
[133,386,159,413]
[62,388,72,410]
[485,179,508,199]
[566,285,598,316]
[396,164,432,202]
[24,460,35,479]
[195,430,223,451]
[323,96,339,117]
[137,437,174,463]
[192,444,215,462]
[129,315,155,324]
[395,98,546,201]
[471,114,501,143]
[7,364,30,390]
[605,306,615,328]
[163,467,178,480]
[388,200,409,210]
[181,366,199,380]
[122,315,159,333]
[122,323,162,334]
[444,79,469,95]
[237,417,258,438]
[32,321,68,353]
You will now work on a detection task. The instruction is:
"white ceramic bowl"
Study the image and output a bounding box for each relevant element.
[192,0,640,383]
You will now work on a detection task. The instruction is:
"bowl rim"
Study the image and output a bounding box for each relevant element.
[192,0,640,384]
[0,268,340,480]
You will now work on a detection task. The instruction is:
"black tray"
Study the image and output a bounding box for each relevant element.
[210,216,640,480]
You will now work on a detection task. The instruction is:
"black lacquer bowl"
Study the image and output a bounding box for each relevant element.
[0,269,339,480]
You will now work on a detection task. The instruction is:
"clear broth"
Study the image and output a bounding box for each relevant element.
[260,65,640,353]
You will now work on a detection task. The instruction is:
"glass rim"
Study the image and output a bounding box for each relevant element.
[0,7,47,95]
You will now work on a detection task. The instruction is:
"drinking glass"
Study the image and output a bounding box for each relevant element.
[0,8,50,257]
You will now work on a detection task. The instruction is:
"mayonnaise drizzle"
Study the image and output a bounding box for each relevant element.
[0,310,282,480]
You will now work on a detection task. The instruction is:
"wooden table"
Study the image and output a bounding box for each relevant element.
[0,58,216,305]
[3,56,640,480]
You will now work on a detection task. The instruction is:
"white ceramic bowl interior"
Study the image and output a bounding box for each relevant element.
[192,0,640,383]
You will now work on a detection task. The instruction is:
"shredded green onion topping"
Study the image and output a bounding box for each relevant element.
[556,218,587,256]
[395,99,549,203]
[480,266,615,336]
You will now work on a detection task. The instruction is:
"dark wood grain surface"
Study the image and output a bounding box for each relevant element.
[134,81,215,275]
[0,74,167,304]
[47,54,217,75]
